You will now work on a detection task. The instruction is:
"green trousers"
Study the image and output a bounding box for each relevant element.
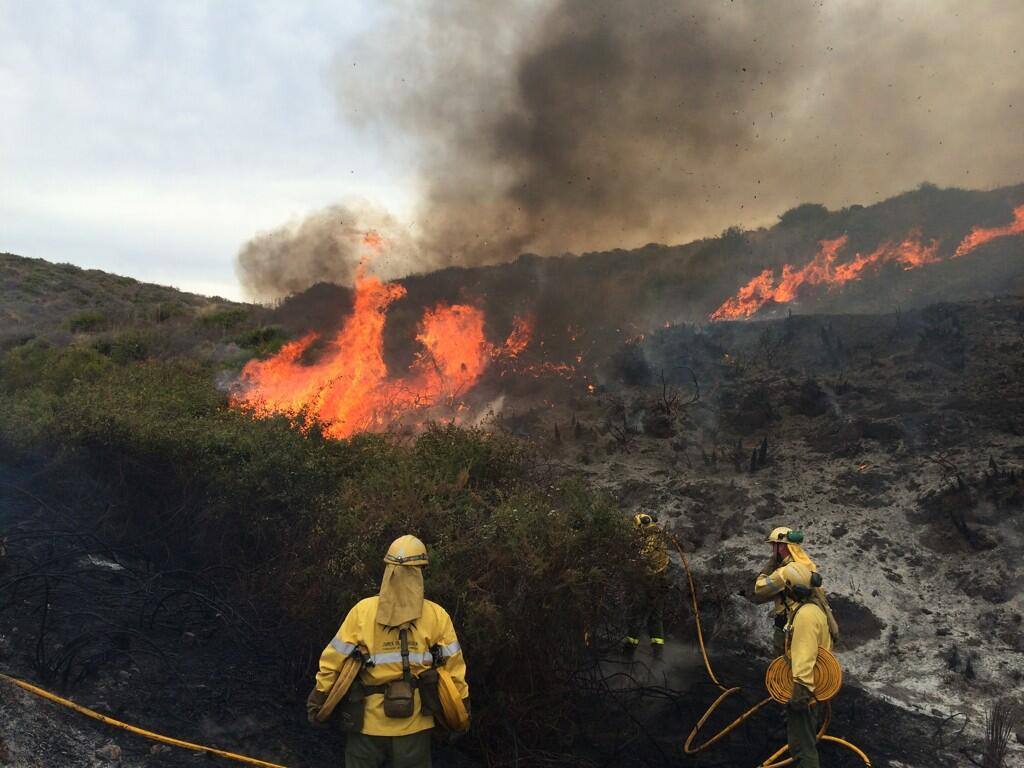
[345,730,432,768]
[626,576,666,642]
[787,706,819,768]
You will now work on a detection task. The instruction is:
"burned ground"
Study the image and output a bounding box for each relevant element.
[0,456,980,768]
[486,295,1024,766]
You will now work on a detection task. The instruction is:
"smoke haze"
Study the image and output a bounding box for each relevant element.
[238,0,1024,298]
[235,202,419,300]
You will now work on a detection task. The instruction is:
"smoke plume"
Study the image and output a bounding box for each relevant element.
[235,202,418,301]
[238,0,1024,298]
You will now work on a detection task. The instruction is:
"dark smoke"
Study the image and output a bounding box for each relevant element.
[238,0,1024,298]
[235,202,418,301]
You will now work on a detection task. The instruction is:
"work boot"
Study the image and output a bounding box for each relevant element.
[651,638,665,658]
[622,637,639,655]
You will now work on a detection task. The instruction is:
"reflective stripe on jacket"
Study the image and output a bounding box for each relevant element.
[786,601,832,693]
[314,596,469,737]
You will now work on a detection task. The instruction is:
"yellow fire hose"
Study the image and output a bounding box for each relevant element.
[668,535,872,767]
[0,536,874,768]
[0,673,288,768]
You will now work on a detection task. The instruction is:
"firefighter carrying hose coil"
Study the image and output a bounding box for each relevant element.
[307,535,469,768]
[623,512,670,656]
[777,562,839,768]
[752,526,838,655]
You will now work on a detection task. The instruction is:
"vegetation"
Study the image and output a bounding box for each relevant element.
[0,338,646,762]
[777,202,830,228]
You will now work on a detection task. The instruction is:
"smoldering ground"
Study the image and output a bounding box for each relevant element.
[237,0,1024,299]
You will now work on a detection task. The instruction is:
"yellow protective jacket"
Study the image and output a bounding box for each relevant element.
[753,546,816,615]
[314,596,469,737]
[640,527,669,575]
[786,601,832,693]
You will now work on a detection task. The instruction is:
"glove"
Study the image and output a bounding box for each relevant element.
[445,699,471,744]
[306,688,329,728]
[788,682,813,712]
[758,557,777,577]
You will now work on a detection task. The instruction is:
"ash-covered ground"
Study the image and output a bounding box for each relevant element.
[488,295,1024,766]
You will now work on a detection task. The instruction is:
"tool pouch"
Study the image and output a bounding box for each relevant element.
[417,667,442,721]
[383,628,416,719]
[383,680,415,718]
[337,679,366,733]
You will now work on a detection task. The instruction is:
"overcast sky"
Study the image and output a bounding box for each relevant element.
[4,2,1023,303]
[1,1,412,300]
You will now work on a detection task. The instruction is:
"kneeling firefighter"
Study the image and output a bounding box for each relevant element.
[307,535,470,768]
[779,562,839,768]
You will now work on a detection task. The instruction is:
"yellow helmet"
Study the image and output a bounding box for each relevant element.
[634,513,657,528]
[778,562,822,600]
[766,526,804,544]
[384,535,429,567]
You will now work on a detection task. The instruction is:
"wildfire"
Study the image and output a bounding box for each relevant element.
[709,203,1024,322]
[954,204,1024,258]
[499,315,533,359]
[711,233,939,321]
[232,262,533,438]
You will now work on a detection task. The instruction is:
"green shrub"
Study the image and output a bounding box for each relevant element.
[67,311,108,333]
[0,341,113,393]
[92,330,152,364]
[155,301,187,323]
[197,306,249,331]
[0,352,646,760]
[234,325,288,357]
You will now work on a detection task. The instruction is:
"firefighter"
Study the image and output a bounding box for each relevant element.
[752,526,828,656]
[778,562,836,768]
[307,535,469,768]
[623,512,670,655]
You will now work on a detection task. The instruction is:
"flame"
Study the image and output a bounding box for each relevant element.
[954,204,1024,257]
[499,315,533,359]
[711,232,941,321]
[232,263,532,438]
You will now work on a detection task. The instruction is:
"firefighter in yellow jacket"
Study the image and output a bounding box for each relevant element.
[307,535,469,768]
[777,562,835,768]
[752,526,823,656]
[623,512,670,655]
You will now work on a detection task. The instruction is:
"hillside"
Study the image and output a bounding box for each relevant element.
[273,182,1024,375]
[0,252,285,364]
[2,180,1024,767]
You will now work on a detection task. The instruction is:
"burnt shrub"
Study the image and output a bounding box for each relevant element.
[778,202,830,229]
[606,342,653,386]
[0,346,645,762]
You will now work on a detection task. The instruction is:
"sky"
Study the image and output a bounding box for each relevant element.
[3,2,1023,303]
[0,1,409,300]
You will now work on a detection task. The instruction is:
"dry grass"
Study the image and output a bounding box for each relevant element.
[982,698,1018,768]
